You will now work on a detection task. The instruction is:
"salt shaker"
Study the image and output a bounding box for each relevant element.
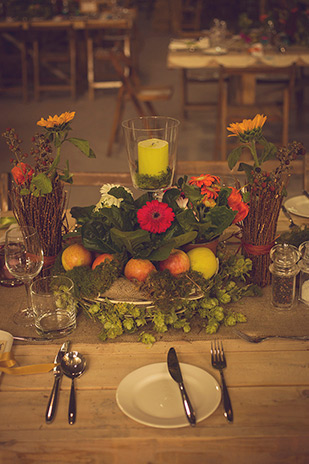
[269,243,300,310]
[298,241,309,306]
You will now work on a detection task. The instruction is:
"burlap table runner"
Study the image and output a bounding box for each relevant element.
[1,283,308,345]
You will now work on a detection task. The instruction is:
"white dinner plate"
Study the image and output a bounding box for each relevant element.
[116,362,221,428]
[284,195,309,218]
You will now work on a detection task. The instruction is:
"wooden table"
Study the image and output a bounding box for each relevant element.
[1,212,309,463]
[167,43,309,105]
[0,339,308,463]
[0,10,137,100]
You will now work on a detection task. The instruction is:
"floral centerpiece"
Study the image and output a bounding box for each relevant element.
[50,173,253,344]
[2,111,95,270]
[70,174,249,261]
[227,114,305,286]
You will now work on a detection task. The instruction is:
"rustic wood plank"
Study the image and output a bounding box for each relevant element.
[2,340,309,392]
[0,387,308,463]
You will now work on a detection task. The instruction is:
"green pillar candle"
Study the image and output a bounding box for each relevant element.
[138,138,169,176]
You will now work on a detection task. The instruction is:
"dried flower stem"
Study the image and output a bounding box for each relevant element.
[10,178,67,260]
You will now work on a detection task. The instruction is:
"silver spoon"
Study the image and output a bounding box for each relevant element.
[61,351,86,425]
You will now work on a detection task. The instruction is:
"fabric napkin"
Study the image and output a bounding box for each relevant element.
[0,330,57,375]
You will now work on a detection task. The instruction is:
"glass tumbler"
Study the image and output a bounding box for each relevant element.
[30,275,77,338]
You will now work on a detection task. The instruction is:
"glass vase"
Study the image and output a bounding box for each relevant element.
[122,116,180,197]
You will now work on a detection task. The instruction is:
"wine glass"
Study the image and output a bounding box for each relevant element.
[122,116,180,200]
[5,225,44,326]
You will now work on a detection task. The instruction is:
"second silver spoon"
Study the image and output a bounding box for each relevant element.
[61,351,86,425]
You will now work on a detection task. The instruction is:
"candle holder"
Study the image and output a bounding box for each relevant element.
[122,116,180,195]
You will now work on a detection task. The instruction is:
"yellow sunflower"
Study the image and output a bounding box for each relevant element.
[37,111,75,129]
[227,114,267,140]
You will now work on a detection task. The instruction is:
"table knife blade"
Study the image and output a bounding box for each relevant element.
[45,340,70,423]
[167,347,196,427]
[281,205,296,228]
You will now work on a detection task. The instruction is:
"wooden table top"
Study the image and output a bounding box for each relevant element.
[0,338,308,463]
[1,211,309,462]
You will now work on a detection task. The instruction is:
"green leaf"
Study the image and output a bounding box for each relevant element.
[59,160,73,184]
[238,162,254,182]
[259,138,277,163]
[31,173,53,194]
[228,146,243,170]
[110,228,151,256]
[70,205,95,225]
[67,137,96,158]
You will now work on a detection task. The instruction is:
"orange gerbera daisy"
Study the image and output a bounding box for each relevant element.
[189,174,221,198]
[227,114,267,140]
[37,111,75,129]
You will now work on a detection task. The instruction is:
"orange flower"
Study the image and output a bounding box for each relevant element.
[227,187,249,223]
[11,162,34,185]
[227,114,267,138]
[189,174,221,198]
[37,111,75,129]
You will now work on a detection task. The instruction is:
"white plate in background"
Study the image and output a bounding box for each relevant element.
[284,195,309,219]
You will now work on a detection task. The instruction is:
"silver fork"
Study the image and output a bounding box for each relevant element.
[211,340,233,423]
[234,329,309,344]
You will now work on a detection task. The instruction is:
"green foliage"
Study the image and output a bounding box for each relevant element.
[79,251,260,345]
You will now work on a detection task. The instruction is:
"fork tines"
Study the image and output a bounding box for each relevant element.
[211,340,225,364]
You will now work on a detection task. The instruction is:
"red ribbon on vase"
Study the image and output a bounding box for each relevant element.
[241,240,275,256]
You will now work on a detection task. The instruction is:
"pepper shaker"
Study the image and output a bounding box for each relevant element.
[269,243,300,310]
[298,241,309,306]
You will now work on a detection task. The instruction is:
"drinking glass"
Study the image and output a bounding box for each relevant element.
[30,275,76,339]
[122,116,180,199]
[5,226,44,326]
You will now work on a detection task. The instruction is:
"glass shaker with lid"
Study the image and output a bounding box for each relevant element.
[298,241,309,306]
[269,243,300,310]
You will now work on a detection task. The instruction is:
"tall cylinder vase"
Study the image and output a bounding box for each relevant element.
[10,179,67,275]
[241,181,285,287]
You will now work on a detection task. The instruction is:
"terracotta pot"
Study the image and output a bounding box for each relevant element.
[183,237,219,255]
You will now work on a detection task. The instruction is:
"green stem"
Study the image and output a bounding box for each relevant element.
[250,140,260,167]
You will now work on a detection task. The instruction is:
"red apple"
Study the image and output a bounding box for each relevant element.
[92,253,114,270]
[158,249,190,276]
[124,258,156,282]
[61,243,93,271]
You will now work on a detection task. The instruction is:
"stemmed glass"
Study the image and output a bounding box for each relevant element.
[122,116,180,200]
[5,226,44,326]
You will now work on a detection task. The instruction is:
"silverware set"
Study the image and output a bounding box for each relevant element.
[45,341,86,425]
[167,342,233,426]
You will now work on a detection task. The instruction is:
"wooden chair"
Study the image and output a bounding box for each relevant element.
[105,49,173,157]
[170,0,204,38]
[30,25,77,100]
[217,64,296,160]
[0,26,28,102]
[85,20,135,101]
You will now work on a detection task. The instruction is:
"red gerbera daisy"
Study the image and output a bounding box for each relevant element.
[137,200,175,234]
[189,174,221,198]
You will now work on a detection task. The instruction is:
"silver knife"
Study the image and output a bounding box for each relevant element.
[281,205,296,228]
[45,340,70,423]
[167,347,196,427]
